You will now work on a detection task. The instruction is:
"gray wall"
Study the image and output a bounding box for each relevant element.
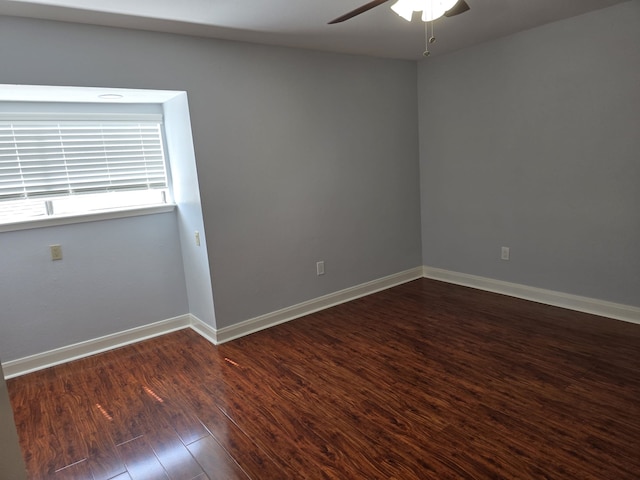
[0,16,422,333]
[164,94,216,328]
[198,49,422,326]
[0,213,189,361]
[418,1,640,307]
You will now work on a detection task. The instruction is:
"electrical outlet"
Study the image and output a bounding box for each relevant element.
[501,246,510,261]
[316,261,325,276]
[50,244,63,261]
[194,231,201,246]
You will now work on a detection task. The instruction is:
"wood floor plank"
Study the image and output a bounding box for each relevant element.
[118,435,169,480]
[190,393,289,479]
[53,459,93,480]
[131,344,214,446]
[218,335,446,478]
[10,381,71,478]
[147,425,205,480]
[109,473,133,480]
[70,364,128,480]
[187,435,249,480]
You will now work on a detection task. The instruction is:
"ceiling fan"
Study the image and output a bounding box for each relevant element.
[329,0,470,56]
[328,0,470,24]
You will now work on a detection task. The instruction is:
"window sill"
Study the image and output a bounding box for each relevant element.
[0,204,176,233]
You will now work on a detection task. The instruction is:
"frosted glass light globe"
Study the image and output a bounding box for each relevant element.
[391,0,459,22]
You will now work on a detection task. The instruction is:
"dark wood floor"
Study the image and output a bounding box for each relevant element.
[7,278,640,479]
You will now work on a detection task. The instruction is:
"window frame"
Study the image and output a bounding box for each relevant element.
[0,110,176,232]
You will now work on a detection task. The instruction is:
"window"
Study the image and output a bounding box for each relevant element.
[0,114,170,225]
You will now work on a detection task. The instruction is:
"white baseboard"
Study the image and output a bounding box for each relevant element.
[214,267,425,344]
[423,266,640,325]
[190,314,218,345]
[2,314,192,379]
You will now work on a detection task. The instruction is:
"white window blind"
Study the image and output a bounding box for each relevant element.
[0,116,169,222]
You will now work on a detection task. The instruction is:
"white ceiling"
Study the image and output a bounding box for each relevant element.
[0,0,630,60]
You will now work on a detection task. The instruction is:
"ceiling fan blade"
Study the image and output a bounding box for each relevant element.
[444,0,470,17]
[328,0,391,24]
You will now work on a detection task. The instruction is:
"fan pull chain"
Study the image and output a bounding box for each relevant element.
[423,20,435,57]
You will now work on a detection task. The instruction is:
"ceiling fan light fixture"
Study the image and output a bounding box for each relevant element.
[390,0,416,22]
[392,0,460,22]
